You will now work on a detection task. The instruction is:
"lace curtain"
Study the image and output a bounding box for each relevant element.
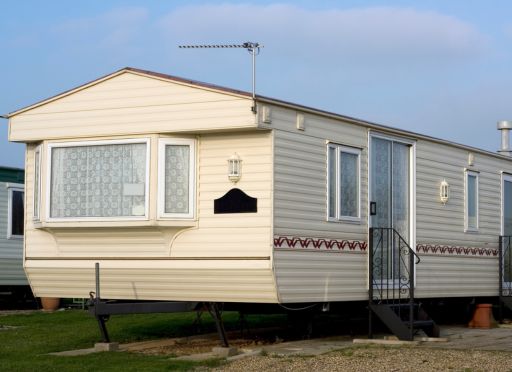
[371,138,391,229]
[339,152,358,217]
[392,142,409,240]
[33,149,40,219]
[370,138,410,281]
[164,145,190,214]
[504,181,512,235]
[467,174,477,228]
[50,143,147,218]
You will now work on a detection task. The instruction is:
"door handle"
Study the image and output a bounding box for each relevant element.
[370,202,377,216]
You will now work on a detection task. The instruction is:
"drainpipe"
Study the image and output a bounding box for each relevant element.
[498,120,512,156]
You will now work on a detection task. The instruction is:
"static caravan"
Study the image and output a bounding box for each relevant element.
[6,68,512,340]
[0,166,28,297]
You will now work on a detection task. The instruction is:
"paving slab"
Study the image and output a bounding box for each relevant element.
[427,325,512,352]
[48,324,512,359]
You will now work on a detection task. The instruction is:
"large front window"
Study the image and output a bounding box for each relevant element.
[48,139,149,220]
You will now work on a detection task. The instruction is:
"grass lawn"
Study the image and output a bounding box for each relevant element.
[0,308,262,371]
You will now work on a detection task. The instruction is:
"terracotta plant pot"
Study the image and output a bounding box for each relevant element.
[40,297,60,312]
[468,304,498,329]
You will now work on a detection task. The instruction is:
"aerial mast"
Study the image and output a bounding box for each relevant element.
[179,42,263,113]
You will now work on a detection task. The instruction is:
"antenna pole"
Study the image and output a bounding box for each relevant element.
[179,41,263,114]
[252,46,256,112]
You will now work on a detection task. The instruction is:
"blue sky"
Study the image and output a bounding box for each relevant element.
[2,0,512,168]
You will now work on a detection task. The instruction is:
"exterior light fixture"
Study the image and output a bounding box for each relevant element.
[440,179,450,205]
[228,153,241,183]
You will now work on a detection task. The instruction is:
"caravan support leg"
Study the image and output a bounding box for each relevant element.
[96,315,110,343]
[207,302,229,347]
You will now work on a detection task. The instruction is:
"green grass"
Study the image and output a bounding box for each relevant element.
[0,309,261,371]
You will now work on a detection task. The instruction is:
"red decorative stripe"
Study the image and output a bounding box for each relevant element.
[416,244,498,257]
[274,236,367,252]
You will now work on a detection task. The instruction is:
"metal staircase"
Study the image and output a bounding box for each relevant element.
[368,228,439,340]
[499,236,512,316]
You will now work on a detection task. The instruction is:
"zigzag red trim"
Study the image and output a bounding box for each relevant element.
[273,236,367,252]
[416,244,498,257]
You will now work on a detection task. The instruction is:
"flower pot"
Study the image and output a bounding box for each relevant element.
[468,304,498,329]
[40,297,60,312]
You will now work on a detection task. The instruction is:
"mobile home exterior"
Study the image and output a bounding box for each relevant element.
[6,68,512,306]
[0,167,27,291]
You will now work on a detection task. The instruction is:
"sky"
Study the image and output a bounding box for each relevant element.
[1,0,512,168]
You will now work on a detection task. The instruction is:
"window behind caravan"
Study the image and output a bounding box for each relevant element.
[7,187,24,238]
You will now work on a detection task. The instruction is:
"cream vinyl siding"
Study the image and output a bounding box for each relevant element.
[9,72,255,142]
[274,250,367,302]
[171,131,273,257]
[0,181,27,285]
[25,259,277,302]
[23,131,274,301]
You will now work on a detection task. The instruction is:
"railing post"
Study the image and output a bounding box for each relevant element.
[368,228,374,339]
[409,238,415,341]
[95,262,101,301]
[499,236,503,322]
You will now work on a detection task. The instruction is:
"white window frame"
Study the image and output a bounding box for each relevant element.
[327,143,361,222]
[157,138,196,219]
[501,172,512,236]
[7,183,24,239]
[33,145,42,221]
[45,138,150,222]
[464,169,479,232]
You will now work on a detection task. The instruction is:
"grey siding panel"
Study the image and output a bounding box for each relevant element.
[272,106,368,240]
[415,140,512,249]
[0,182,27,285]
[270,102,511,301]
[416,256,498,298]
[274,250,367,302]
[271,106,369,302]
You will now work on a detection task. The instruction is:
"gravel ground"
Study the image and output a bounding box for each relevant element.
[211,345,512,372]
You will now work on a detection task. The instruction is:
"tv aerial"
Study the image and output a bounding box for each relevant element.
[179,42,263,113]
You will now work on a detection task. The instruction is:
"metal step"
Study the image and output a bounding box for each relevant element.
[369,303,440,340]
[412,320,435,328]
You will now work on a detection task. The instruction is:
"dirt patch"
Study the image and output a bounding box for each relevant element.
[124,329,284,357]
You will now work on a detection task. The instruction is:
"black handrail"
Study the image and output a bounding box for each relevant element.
[369,227,419,340]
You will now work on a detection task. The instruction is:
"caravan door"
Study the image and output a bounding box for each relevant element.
[369,134,415,281]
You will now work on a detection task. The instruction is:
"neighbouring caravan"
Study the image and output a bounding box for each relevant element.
[0,166,28,296]
[6,68,512,339]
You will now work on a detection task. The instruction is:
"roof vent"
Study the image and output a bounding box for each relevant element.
[498,120,512,156]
